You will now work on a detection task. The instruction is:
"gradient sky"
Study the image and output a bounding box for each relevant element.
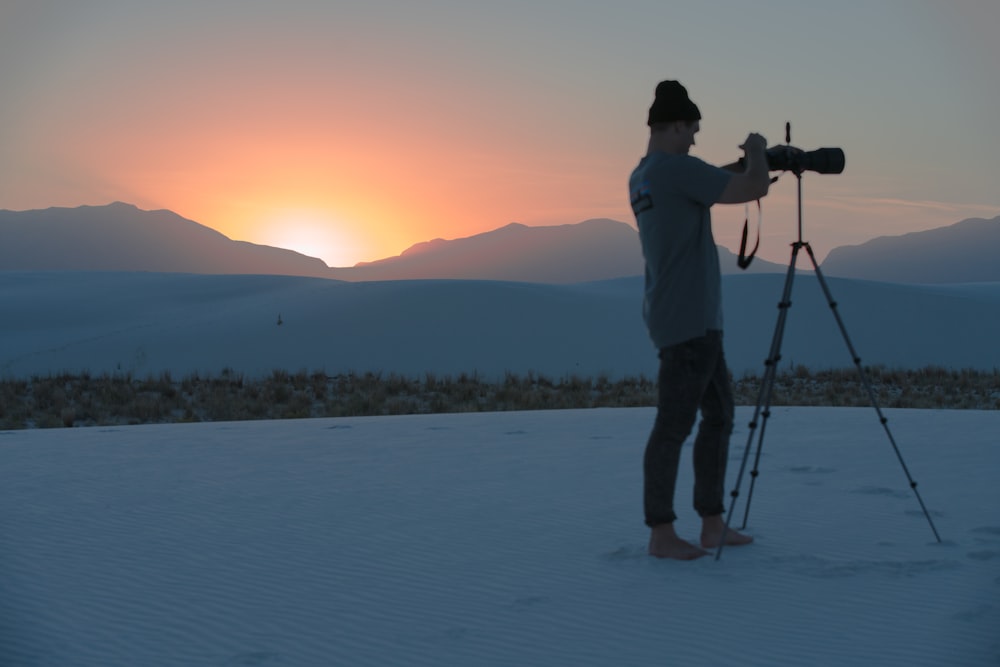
[2,0,998,268]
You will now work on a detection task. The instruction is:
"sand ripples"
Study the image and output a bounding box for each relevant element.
[2,408,997,666]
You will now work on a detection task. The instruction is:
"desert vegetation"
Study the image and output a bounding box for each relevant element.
[1,365,997,430]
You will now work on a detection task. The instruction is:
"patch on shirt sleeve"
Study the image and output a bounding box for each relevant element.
[630,181,653,214]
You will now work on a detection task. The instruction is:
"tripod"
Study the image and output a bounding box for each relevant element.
[715,139,942,561]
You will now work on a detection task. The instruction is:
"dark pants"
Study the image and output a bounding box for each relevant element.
[644,330,735,526]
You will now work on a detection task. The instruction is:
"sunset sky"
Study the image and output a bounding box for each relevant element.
[2,0,998,268]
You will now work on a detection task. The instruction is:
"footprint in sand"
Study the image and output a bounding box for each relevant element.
[225,652,280,666]
[511,595,550,611]
[853,486,912,499]
[786,465,837,474]
[952,604,995,622]
[786,555,960,579]
[971,526,1000,540]
[602,546,647,562]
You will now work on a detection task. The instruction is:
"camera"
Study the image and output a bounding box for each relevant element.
[765,145,845,174]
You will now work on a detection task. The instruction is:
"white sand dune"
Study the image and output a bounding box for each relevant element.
[2,407,998,666]
[2,270,998,665]
[2,271,1000,380]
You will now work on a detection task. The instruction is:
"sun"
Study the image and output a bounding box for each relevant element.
[262,210,365,268]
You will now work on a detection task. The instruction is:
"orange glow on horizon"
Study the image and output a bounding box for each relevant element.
[19,72,624,267]
[62,114,634,267]
[1,19,639,268]
[3,3,999,271]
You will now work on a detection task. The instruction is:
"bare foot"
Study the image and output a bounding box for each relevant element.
[648,524,710,560]
[700,515,754,549]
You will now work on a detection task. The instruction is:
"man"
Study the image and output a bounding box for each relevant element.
[628,80,771,560]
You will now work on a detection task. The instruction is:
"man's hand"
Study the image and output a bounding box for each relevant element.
[739,133,769,173]
[719,132,772,204]
[740,132,767,154]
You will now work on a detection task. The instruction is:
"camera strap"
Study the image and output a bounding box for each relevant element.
[737,200,761,269]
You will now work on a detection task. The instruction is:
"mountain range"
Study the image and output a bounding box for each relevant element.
[1,202,998,284]
[0,203,333,279]
[820,216,1000,283]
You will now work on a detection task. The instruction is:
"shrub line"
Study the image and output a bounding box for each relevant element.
[2,365,996,429]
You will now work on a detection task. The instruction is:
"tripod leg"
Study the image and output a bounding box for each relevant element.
[803,244,942,543]
[716,243,802,560]
[740,246,804,530]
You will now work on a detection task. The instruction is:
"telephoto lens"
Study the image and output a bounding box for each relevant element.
[765,146,845,174]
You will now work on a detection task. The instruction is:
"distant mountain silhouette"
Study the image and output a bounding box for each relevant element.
[0,202,334,278]
[335,219,638,283]
[0,203,786,283]
[334,218,785,282]
[10,202,998,285]
[820,215,1000,283]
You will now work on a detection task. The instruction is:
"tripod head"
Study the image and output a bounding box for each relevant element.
[771,122,845,242]
[767,123,845,177]
[736,122,845,264]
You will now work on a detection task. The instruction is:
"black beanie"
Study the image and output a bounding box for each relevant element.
[647,80,701,126]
